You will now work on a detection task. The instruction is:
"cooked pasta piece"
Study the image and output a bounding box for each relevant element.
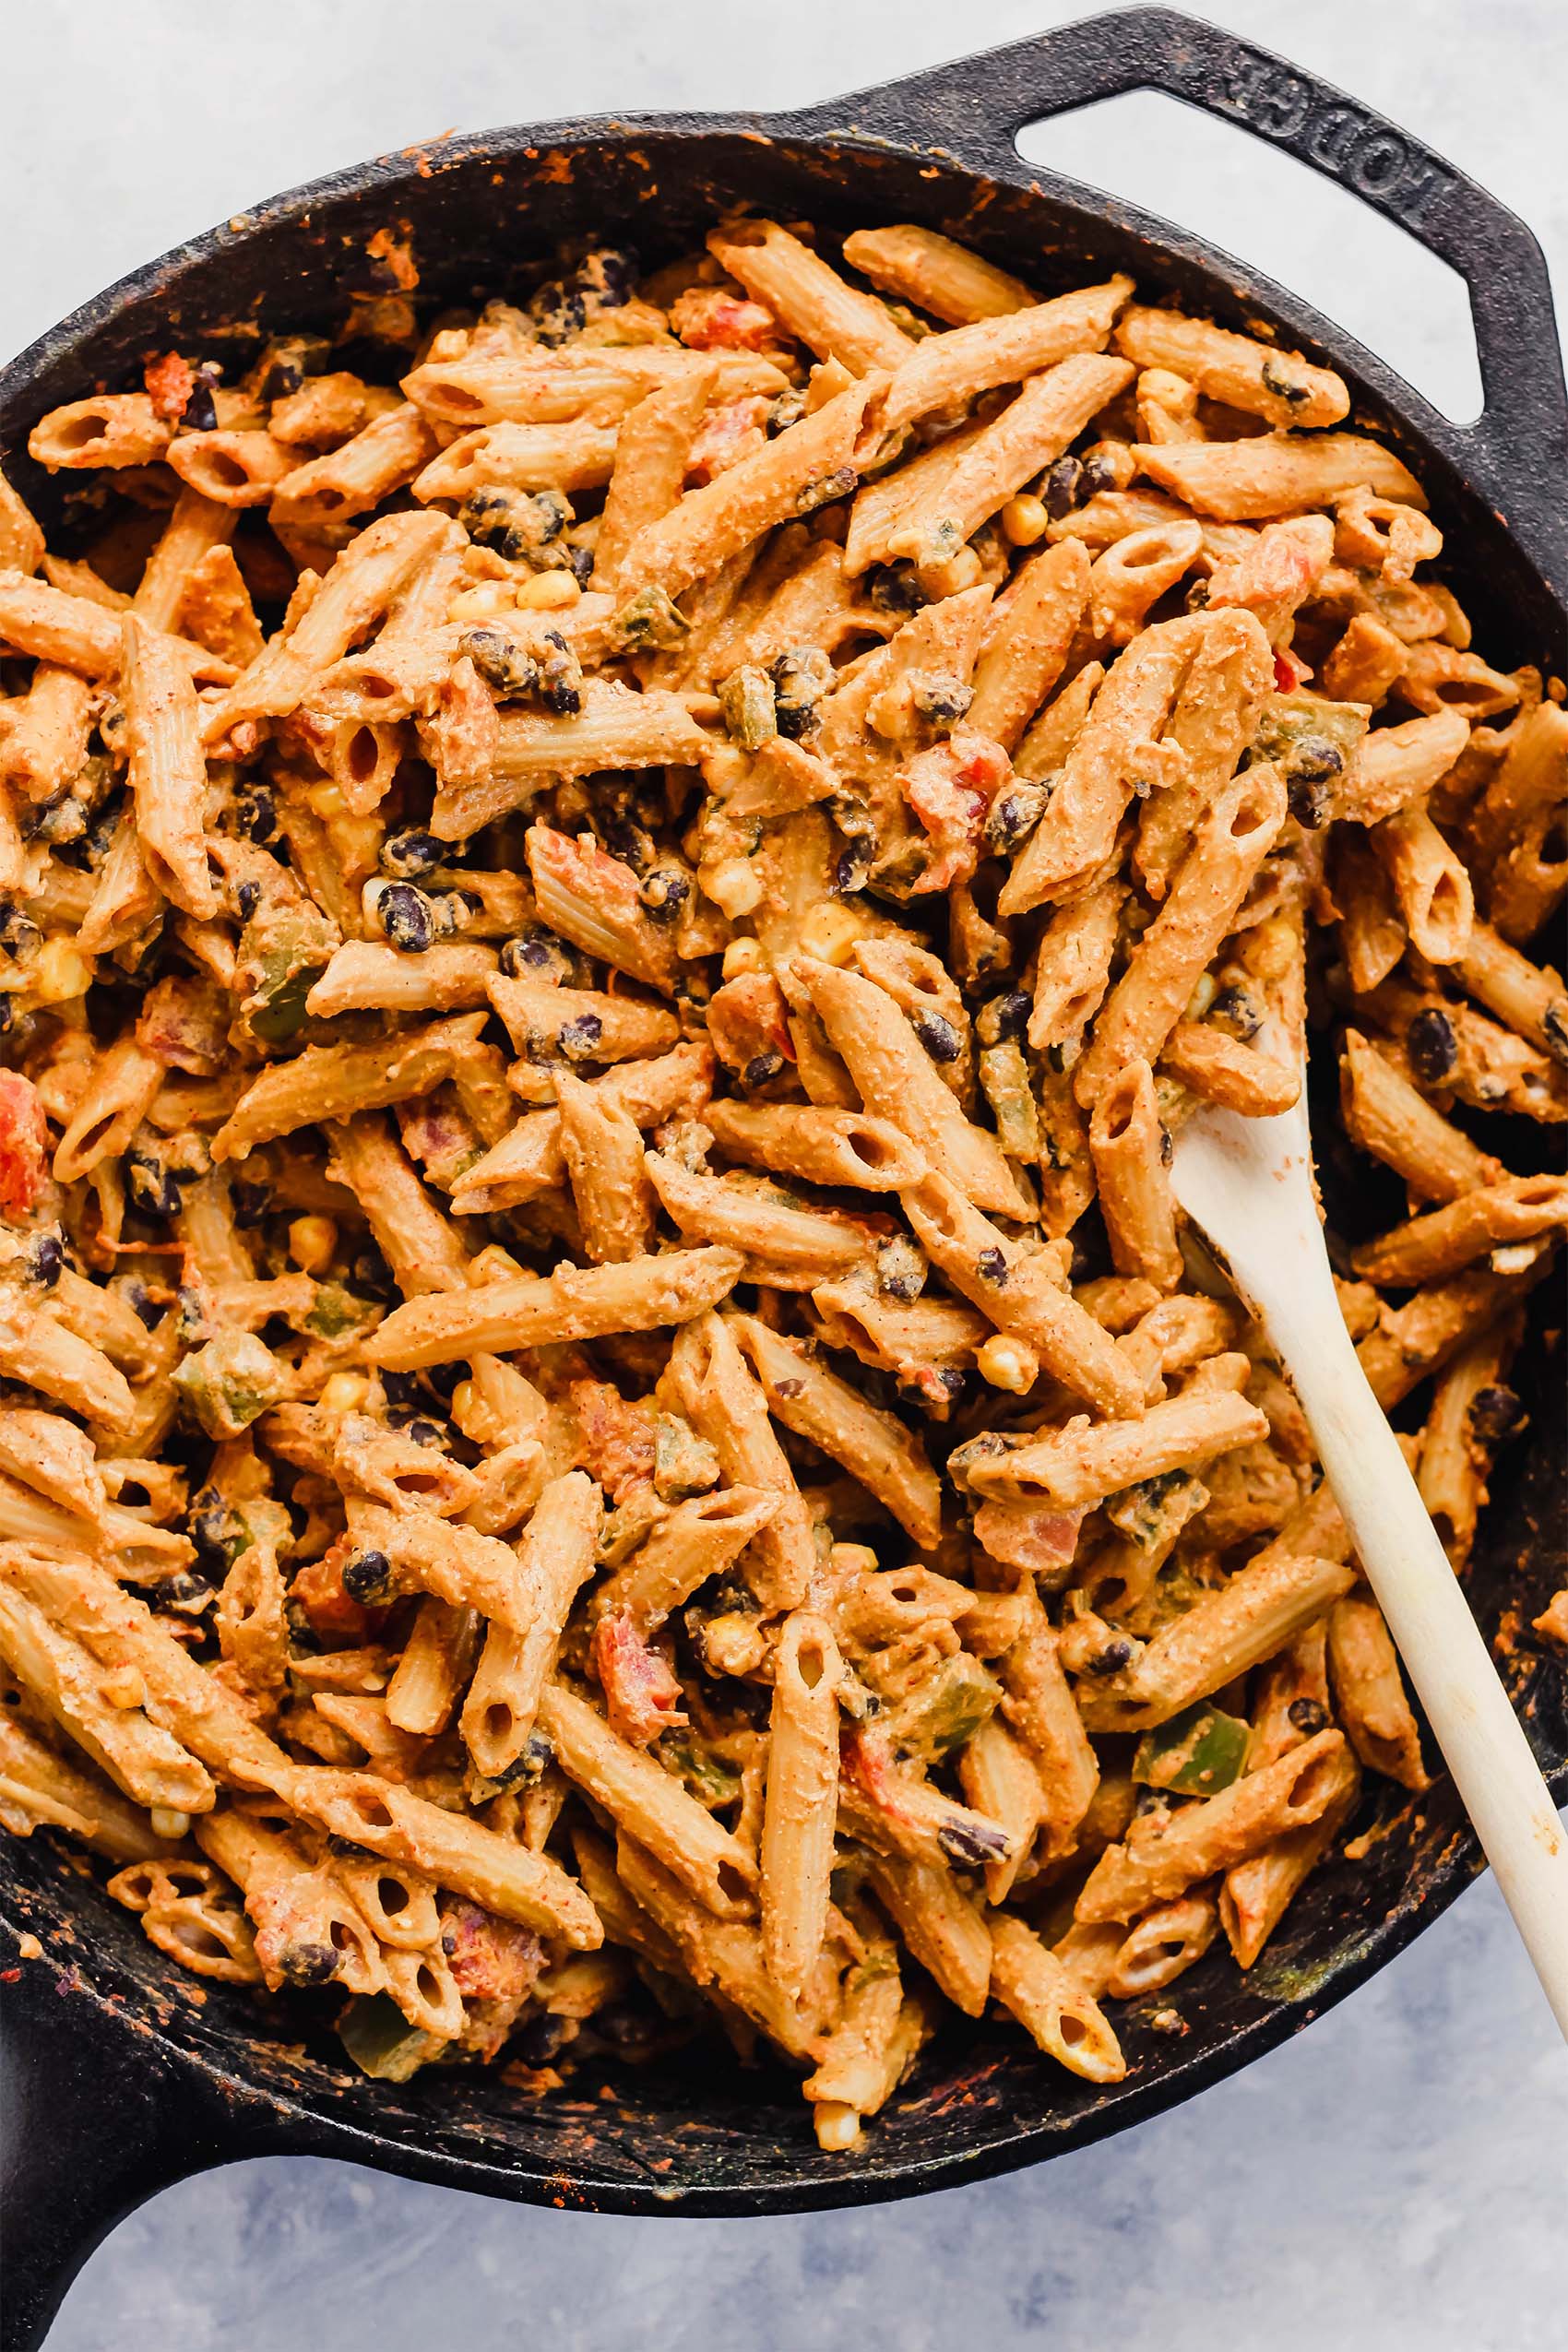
[0,210,1554,2146]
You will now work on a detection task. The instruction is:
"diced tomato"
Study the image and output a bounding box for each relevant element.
[685,396,769,485]
[704,970,795,1078]
[1208,524,1326,632]
[899,727,1014,894]
[592,1611,687,1746]
[135,976,229,1075]
[972,1500,1087,1577]
[143,351,196,423]
[442,1900,544,2003]
[669,286,783,354]
[290,1538,374,1646]
[1273,649,1302,692]
[568,1378,656,1503]
[839,1722,912,1823]
[0,1073,49,1217]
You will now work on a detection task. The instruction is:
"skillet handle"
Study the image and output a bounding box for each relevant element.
[0,1928,240,2352]
[809,6,1568,597]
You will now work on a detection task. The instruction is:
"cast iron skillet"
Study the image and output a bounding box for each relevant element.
[1,12,1564,2346]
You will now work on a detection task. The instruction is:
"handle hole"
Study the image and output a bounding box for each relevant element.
[1014,93,1482,424]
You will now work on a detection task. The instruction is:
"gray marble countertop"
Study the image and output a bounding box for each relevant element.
[6,2,1564,2343]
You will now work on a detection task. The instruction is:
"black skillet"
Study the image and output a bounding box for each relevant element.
[2,12,1564,2348]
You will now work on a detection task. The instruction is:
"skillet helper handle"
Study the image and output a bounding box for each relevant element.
[0,1927,237,2352]
[824,6,1568,594]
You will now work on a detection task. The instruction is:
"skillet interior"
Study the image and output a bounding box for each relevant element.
[1,116,1564,2227]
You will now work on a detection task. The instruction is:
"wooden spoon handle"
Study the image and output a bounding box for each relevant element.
[1266,1264,1568,2040]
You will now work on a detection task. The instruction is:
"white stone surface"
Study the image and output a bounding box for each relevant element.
[8,3,1564,2344]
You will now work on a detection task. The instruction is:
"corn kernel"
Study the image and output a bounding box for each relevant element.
[828,1542,881,1578]
[1000,493,1050,548]
[1248,915,1295,982]
[799,901,863,966]
[101,1664,146,1711]
[449,1377,495,1444]
[1184,971,1218,1021]
[447,581,514,624]
[703,856,763,919]
[814,2102,863,2154]
[148,1808,192,1842]
[288,1214,338,1276]
[515,569,581,612]
[471,1242,527,1283]
[30,937,94,1004]
[721,937,765,980]
[976,1334,1040,1395]
[318,1372,372,1417]
[306,780,347,818]
[917,546,983,600]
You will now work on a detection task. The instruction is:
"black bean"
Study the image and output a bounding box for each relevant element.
[0,905,41,957]
[836,837,873,893]
[1087,1639,1134,1677]
[975,1246,1009,1287]
[1289,738,1344,785]
[234,785,277,844]
[985,781,1051,856]
[770,647,833,738]
[422,1360,466,1401]
[1407,1006,1458,1084]
[1541,1003,1568,1069]
[1080,452,1120,498]
[493,1730,554,1790]
[977,991,1029,1046]
[0,1000,13,1039]
[564,541,595,588]
[126,1145,187,1220]
[278,1941,339,1989]
[124,1280,162,1329]
[350,1246,398,1304]
[866,563,929,617]
[876,1238,925,1301]
[1042,455,1084,519]
[380,829,445,879]
[910,1009,960,1063]
[556,1013,603,1061]
[179,368,220,434]
[1468,1384,1524,1444]
[461,625,539,698]
[23,1233,63,1288]
[386,1411,445,1448]
[742,1051,785,1090]
[374,882,436,954]
[1288,1698,1329,1735]
[187,1488,235,1572]
[499,928,576,983]
[21,783,84,849]
[1210,984,1264,1042]
[538,630,583,715]
[766,390,807,437]
[1287,774,1331,828]
[910,675,973,725]
[1261,358,1311,407]
[236,880,260,921]
[638,867,689,922]
[342,1550,392,1603]
[231,1181,272,1228]
[510,2011,576,2065]
[795,464,858,517]
[938,1816,1011,1868]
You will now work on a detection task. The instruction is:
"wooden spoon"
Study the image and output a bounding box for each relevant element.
[1170,1078,1568,2038]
